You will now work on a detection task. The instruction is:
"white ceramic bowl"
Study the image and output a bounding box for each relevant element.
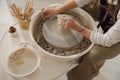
[29,4,97,62]
[5,43,41,78]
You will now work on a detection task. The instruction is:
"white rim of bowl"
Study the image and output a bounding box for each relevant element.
[29,4,96,61]
[5,43,41,77]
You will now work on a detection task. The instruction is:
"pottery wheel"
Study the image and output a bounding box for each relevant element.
[42,14,83,49]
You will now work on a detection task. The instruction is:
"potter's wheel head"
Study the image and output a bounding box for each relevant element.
[42,15,83,49]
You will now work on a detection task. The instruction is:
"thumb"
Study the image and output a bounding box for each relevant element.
[64,21,70,30]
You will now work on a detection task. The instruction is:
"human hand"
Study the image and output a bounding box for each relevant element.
[58,15,81,31]
[58,15,92,39]
[42,6,61,19]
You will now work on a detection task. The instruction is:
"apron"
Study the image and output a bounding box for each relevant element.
[98,0,120,33]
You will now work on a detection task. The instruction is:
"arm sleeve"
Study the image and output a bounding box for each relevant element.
[90,19,120,47]
[75,0,93,7]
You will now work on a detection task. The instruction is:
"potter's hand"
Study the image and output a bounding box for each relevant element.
[58,15,92,39]
[58,16,81,31]
[42,6,60,19]
[42,0,78,18]
[64,19,81,31]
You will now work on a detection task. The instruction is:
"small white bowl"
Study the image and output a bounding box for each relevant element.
[4,43,41,78]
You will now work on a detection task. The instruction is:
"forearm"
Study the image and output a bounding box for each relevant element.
[76,26,113,47]
[76,25,115,47]
[77,25,92,39]
[57,0,78,13]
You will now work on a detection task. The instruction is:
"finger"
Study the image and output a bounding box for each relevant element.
[64,21,70,30]
[41,8,47,14]
[41,8,45,11]
[45,14,49,19]
[61,20,66,26]
[57,15,62,24]
[58,15,65,25]
[41,8,50,19]
[61,20,67,29]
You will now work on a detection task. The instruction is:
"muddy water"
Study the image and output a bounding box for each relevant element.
[8,49,38,75]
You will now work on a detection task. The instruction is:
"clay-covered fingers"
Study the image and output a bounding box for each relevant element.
[64,19,72,29]
[64,19,80,30]
[57,15,66,25]
[42,6,59,19]
[41,7,50,19]
[57,15,70,28]
[59,18,70,29]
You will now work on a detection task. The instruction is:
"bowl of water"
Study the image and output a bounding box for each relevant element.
[5,43,41,78]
